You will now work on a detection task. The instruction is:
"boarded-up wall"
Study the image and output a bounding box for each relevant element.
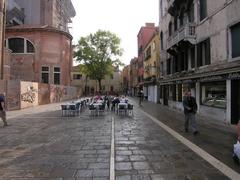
[7,80,20,110]
[38,83,50,105]
[0,80,77,110]
[20,81,38,109]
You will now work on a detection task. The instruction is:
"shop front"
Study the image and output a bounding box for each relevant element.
[158,71,240,124]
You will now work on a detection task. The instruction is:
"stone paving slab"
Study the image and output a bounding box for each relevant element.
[129,97,240,174]
[0,100,236,179]
[114,108,229,180]
[0,108,112,179]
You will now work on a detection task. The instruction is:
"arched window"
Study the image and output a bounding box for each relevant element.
[160,31,164,50]
[6,37,35,54]
[168,22,172,37]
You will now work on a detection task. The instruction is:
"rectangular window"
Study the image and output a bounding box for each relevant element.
[73,74,82,80]
[167,59,171,75]
[191,47,195,68]
[201,81,226,109]
[197,38,211,67]
[41,66,49,84]
[145,46,151,60]
[200,0,207,21]
[231,22,240,58]
[54,67,60,85]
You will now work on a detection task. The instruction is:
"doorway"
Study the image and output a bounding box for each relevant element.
[163,85,168,106]
[231,80,240,124]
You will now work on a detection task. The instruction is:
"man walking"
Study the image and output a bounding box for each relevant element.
[0,93,8,127]
[183,90,198,135]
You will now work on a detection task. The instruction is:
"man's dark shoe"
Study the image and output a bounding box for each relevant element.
[185,129,188,133]
[193,131,199,135]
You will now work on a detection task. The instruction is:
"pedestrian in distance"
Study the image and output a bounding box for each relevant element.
[0,93,8,127]
[182,90,198,135]
[138,89,143,106]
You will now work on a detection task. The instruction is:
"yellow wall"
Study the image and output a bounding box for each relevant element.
[143,33,160,79]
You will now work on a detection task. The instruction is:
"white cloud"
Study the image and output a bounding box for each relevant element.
[70,0,159,65]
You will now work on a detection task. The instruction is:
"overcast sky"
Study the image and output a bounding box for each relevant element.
[70,0,159,65]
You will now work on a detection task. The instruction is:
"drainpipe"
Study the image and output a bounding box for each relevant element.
[0,0,6,80]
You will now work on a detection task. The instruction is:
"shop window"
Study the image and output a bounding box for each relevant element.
[201,81,226,109]
[197,38,210,67]
[41,66,49,84]
[199,0,207,21]
[54,67,61,85]
[177,84,183,102]
[231,22,240,58]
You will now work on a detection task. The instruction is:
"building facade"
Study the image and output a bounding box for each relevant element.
[159,0,240,124]
[71,65,122,96]
[122,65,130,95]
[5,0,76,86]
[137,23,158,90]
[143,30,160,103]
[129,57,138,96]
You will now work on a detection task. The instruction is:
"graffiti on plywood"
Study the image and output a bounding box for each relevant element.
[50,86,67,103]
[21,86,37,103]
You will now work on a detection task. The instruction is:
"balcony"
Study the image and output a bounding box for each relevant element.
[167,23,196,50]
[144,66,157,77]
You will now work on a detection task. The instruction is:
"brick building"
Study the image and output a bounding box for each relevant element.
[137,23,158,90]
[159,0,240,124]
[129,57,138,96]
[143,30,160,103]
[5,0,76,86]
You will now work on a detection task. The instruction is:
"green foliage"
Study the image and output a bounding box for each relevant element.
[74,30,124,88]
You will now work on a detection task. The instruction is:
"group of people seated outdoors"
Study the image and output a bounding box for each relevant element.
[88,93,133,116]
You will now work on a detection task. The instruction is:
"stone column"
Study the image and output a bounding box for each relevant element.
[226,79,231,124]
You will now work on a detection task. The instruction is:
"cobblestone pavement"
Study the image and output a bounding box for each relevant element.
[0,100,234,179]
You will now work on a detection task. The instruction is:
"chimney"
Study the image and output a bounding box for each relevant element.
[145,23,155,27]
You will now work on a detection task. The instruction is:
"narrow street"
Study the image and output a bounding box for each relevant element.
[0,99,238,180]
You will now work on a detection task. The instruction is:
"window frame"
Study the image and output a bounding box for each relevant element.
[230,22,240,60]
[6,37,35,54]
[53,66,61,85]
[41,66,50,84]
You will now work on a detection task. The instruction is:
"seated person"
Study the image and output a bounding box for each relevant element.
[111,97,120,111]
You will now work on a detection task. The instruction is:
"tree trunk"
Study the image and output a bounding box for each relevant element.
[84,75,88,96]
[98,79,102,94]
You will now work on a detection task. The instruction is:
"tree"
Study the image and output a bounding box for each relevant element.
[74,30,123,93]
